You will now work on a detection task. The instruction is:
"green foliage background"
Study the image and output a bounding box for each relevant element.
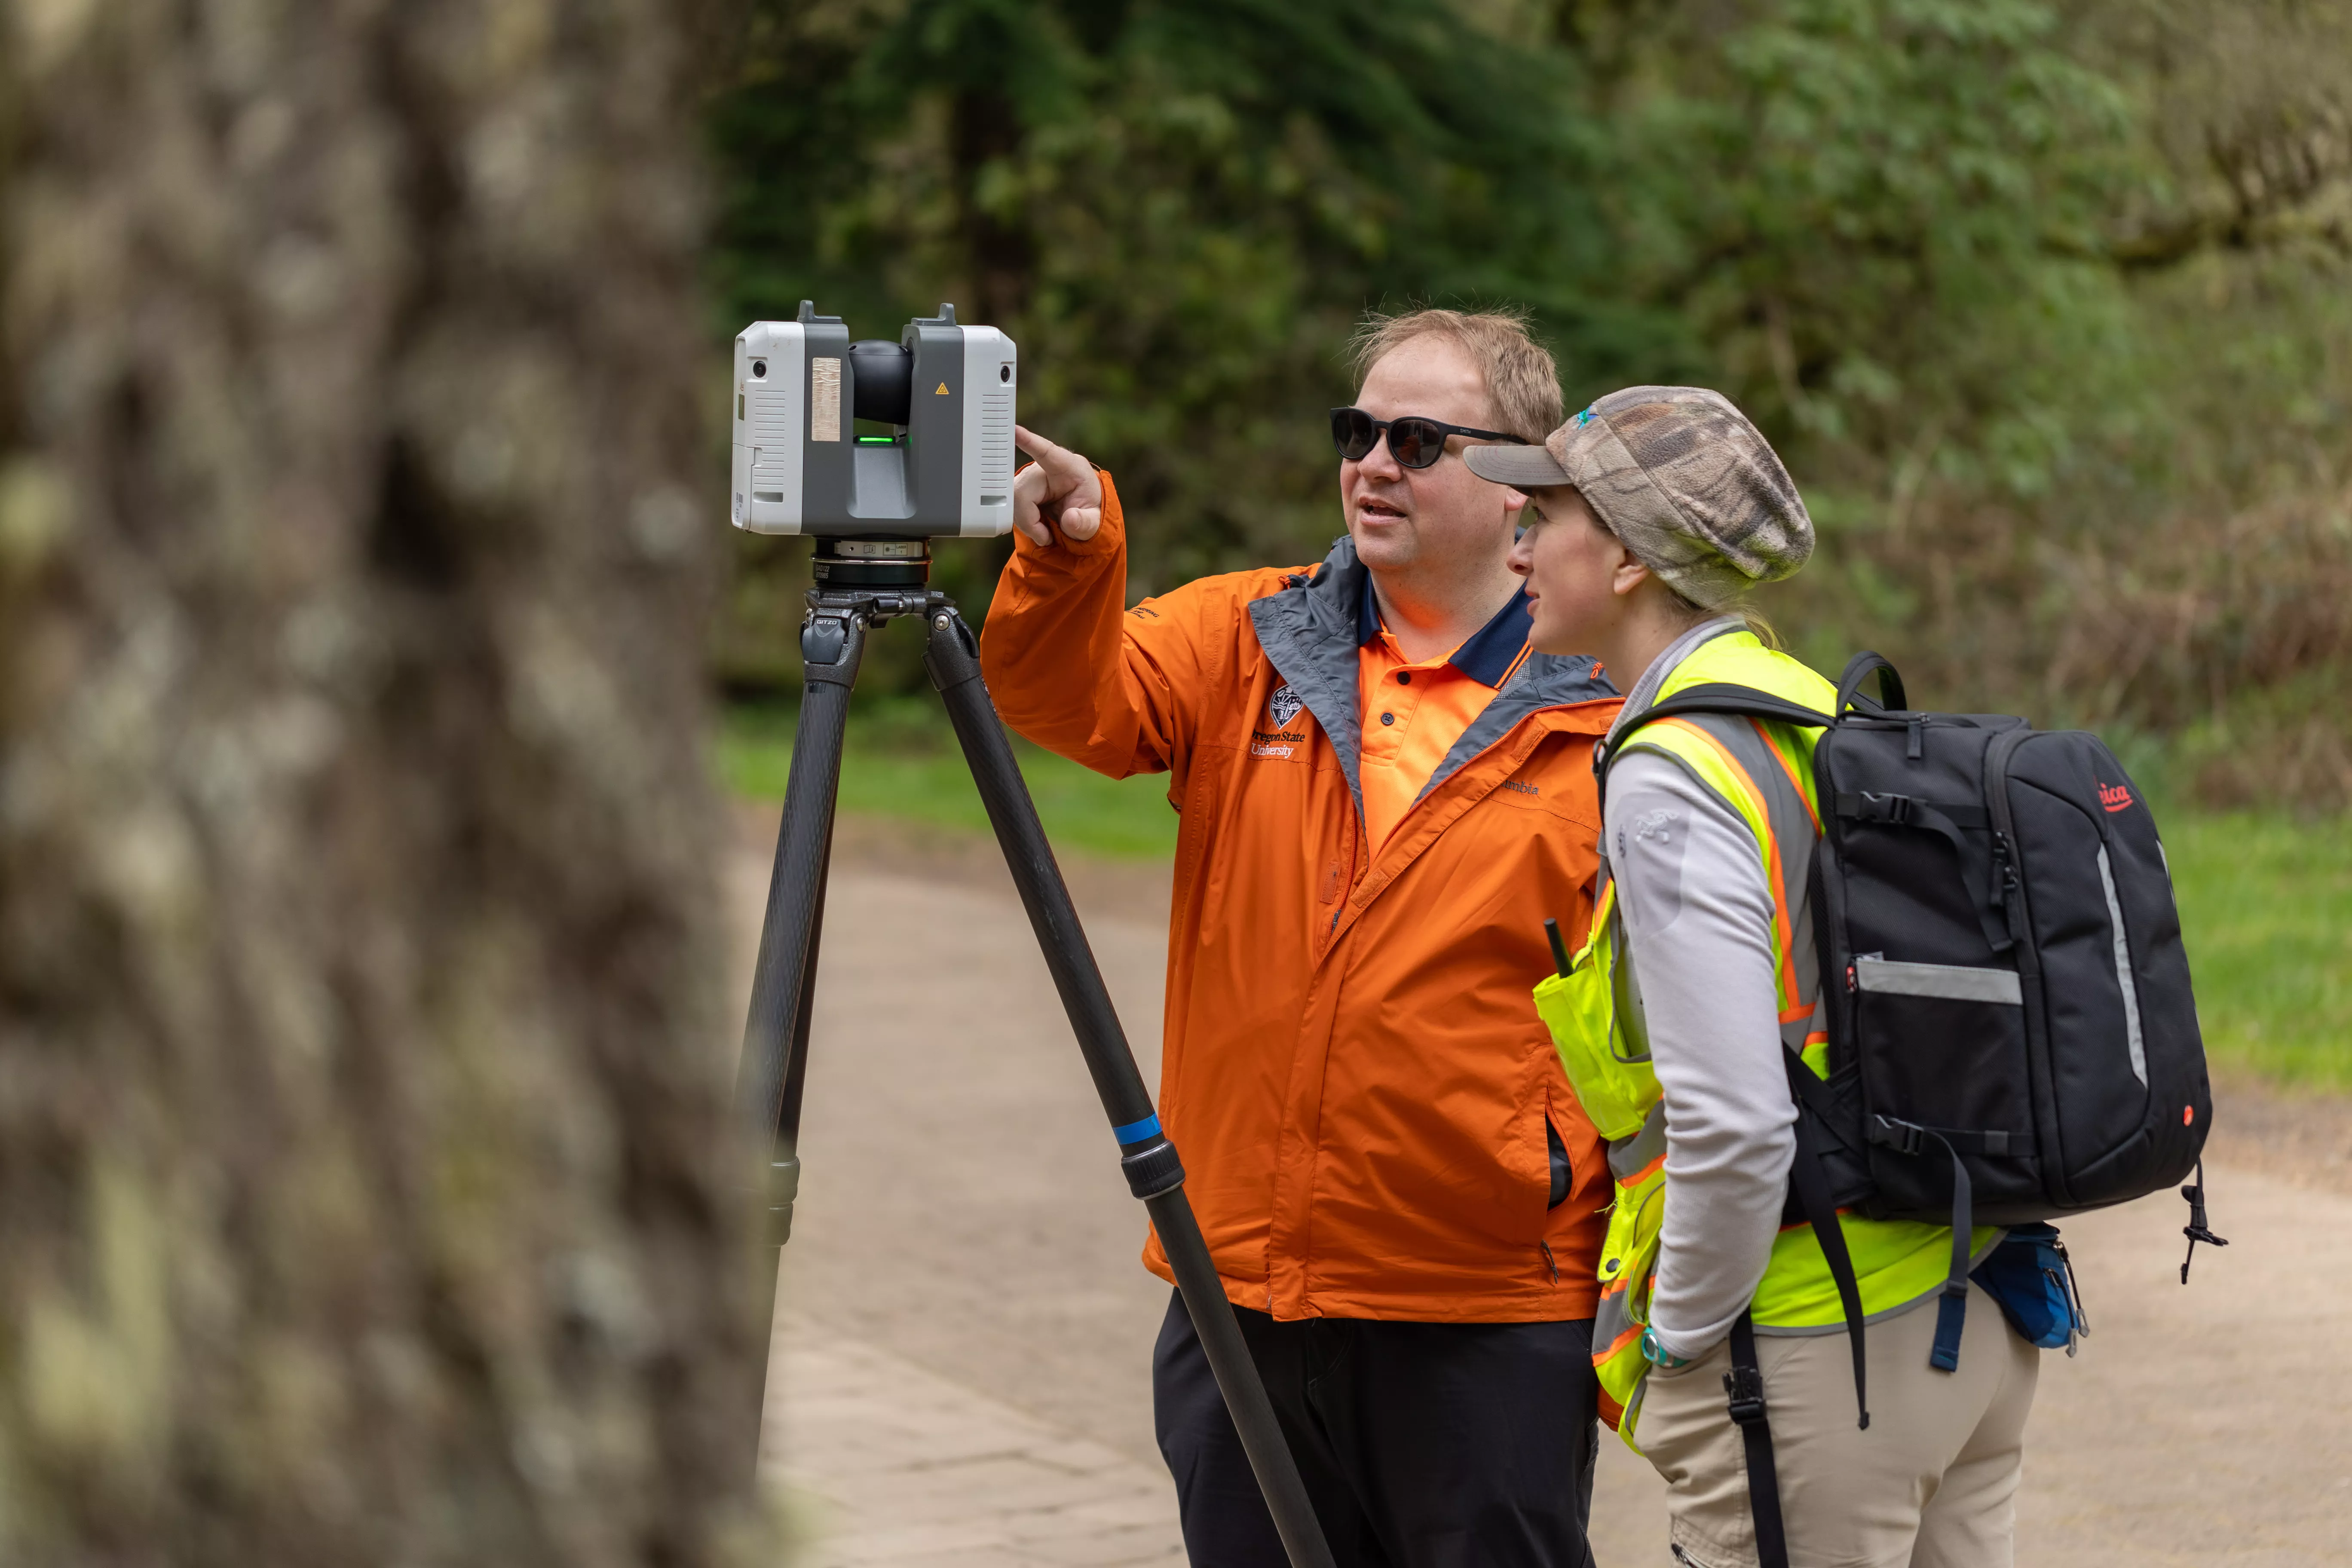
[709,0,2351,810]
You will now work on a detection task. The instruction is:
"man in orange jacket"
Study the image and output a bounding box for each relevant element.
[982,310,1623,1567]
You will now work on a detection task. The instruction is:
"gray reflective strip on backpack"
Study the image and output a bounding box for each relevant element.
[1853,956,2023,1005]
[2095,844,2149,1085]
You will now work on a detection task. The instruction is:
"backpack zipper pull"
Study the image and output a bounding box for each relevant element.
[1991,832,2024,946]
[1906,713,1926,760]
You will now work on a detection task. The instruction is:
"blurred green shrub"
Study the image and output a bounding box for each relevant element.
[708,0,2352,808]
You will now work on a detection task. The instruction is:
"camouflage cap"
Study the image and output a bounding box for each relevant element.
[1465,386,1813,609]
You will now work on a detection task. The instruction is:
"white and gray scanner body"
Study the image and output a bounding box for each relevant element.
[732,302,1017,539]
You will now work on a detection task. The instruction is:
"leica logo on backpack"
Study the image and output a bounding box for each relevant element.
[2098,781,2135,814]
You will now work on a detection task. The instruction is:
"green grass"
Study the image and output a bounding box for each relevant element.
[2163,812,2352,1091]
[720,698,1181,860]
[720,701,2349,1090]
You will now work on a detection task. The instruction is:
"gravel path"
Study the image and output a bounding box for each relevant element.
[739,816,2350,1566]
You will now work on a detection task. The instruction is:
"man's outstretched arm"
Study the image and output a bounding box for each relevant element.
[980,426,1216,780]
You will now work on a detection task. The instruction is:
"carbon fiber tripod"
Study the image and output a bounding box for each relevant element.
[735,536,1336,1568]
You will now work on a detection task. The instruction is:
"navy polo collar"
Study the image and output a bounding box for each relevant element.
[1356,574,1534,689]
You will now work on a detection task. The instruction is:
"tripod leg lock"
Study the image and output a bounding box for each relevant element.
[1119,1136,1186,1200]
[801,609,863,687]
[766,1156,802,1245]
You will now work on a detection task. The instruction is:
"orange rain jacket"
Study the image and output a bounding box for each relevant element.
[980,475,1625,1322]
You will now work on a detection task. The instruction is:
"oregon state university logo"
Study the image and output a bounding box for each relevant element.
[1267,684,1305,729]
[2098,781,2135,814]
[1253,683,1308,759]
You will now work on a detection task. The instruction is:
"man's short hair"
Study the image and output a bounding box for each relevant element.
[1347,307,1564,446]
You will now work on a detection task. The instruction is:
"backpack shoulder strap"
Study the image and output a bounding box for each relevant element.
[1607,683,1833,751]
[1601,649,1905,784]
[1783,1050,1870,1430]
[1725,1312,1791,1568]
[1592,683,1838,815]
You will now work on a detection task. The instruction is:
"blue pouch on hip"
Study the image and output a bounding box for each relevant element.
[1969,1222,2089,1353]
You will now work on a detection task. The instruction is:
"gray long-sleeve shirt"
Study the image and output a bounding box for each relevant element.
[1601,619,1801,1360]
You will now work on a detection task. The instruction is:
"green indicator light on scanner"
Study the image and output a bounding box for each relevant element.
[855,435,896,444]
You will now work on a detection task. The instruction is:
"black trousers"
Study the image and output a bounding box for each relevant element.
[1152,1289,1600,1568]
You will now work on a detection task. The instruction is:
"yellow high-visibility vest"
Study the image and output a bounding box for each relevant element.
[1535,630,1994,1447]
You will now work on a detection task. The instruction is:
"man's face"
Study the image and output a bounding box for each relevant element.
[1342,336,1525,578]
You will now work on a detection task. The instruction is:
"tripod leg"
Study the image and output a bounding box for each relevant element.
[739,603,864,1227]
[735,603,865,1473]
[773,841,830,1243]
[922,606,1338,1568]
[751,815,833,1476]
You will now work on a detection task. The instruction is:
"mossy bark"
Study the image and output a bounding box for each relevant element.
[0,1,762,1562]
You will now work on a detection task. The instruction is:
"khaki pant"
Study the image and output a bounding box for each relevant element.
[1635,1284,2039,1568]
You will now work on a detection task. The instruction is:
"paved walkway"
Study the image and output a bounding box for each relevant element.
[735,821,2352,1566]
[765,1319,1181,1567]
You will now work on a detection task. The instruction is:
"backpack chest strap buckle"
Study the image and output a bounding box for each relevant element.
[1868,1115,1925,1156]
[1850,790,1914,825]
[1869,1115,2030,1159]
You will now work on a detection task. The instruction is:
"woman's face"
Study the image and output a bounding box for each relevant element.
[1507,485,1634,657]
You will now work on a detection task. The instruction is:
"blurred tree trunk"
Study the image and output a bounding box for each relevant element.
[0,2,762,1564]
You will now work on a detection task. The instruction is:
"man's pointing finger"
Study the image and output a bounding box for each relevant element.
[1011,424,1104,543]
[1014,425,1091,492]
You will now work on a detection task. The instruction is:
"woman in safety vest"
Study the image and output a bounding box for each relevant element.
[1466,389,2037,1568]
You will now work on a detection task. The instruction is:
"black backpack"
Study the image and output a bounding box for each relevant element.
[1604,652,2222,1561]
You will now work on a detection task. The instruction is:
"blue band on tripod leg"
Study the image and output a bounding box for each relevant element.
[1113,1113,1162,1146]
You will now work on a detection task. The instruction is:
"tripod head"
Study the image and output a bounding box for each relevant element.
[809,536,932,591]
[796,540,948,677]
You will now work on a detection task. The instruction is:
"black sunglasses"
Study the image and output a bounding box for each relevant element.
[1330,407,1528,469]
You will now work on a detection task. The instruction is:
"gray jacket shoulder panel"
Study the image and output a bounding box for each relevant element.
[1249,536,1621,817]
[1418,650,1615,805]
[1247,536,1371,812]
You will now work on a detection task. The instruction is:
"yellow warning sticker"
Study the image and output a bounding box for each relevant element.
[935,382,950,395]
